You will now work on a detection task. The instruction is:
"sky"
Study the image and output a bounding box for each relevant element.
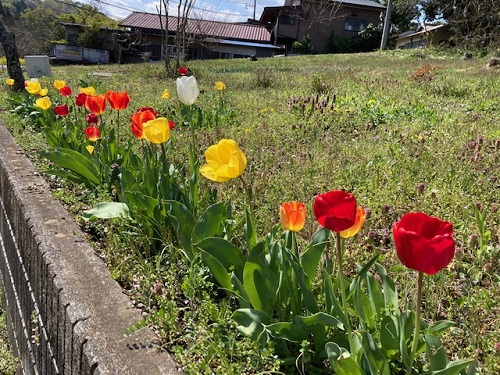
[76,0,284,22]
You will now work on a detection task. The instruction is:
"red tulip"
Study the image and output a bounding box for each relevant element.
[59,86,72,96]
[85,95,107,115]
[86,113,99,126]
[54,104,69,117]
[393,212,455,275]
[168,120,175,130]
[84,126,100,142]
[177,66,188,75]
[106,90,130,110]
[313,190,357,232]
[75,93,87,107]
[130,108,157,139]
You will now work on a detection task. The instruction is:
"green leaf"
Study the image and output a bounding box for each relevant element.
[82,202,130,221]
[41,148,101,186]
[425,334,448,371]
[380,315,399,355]
[295,312,344,331]
[232,308,271,341]
[243,242,276,313]
[195,237,246,281]
[245,208,257,251]
[301,227,329,287]
[359,331,390,375]
[375,263,398,311]
[325,342,363,375]
[323,270,348,327]
[355,287,375,329]
[364,270,384,318]
[199,250,233,291]
[265,322,308,342]
[425,359,477,375]
[192,201,231,243]
[282,248,319,313]
[44,169,87,186]
[428,320,455,334]
[165,200,195,261]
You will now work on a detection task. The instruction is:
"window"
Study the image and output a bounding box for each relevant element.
[344,18,366,32]
[279,14,296,25]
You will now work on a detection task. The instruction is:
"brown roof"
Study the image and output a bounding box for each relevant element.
[119,12,271,43]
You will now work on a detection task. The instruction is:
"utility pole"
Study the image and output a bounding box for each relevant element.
[380,0,392,50]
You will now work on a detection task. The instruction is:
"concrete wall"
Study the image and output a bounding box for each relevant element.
[0,123,178,374]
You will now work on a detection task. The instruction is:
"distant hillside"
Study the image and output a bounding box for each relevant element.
[0,0,118,56]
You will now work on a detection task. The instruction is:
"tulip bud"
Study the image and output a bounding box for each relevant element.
[455,247,464,257]
[494,342,500,354]
[475,202,483,211]
[381,204,390,215]
[468,234,479,248]
[483,262,493,272]
[417,182,425,195]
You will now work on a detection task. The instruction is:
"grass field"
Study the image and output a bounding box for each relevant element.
[1,49,499,374]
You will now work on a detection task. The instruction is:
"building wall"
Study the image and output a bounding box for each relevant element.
[276,5,382,53]
[395,28,451,49]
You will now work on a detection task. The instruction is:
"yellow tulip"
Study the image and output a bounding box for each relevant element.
[142,118,171,144]
[215,81,226,91]
[54,80,65,90]
[25,80,41,95]
[86,145,95,154]
[6,78,14,86]
[79,86,96,96]
[200,139,247,182]
[35,96,51,110]
[161,89,170,99]
[39,88,48,96]
[339,206,366,238]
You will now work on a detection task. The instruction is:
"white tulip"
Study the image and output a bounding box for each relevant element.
[176,76,199,106]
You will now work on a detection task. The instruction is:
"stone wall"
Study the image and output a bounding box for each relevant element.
[0,123,178,374]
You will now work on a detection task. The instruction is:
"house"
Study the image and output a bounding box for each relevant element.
[259,0,386,53]
[395,24,451,49]
[118,11,281,60]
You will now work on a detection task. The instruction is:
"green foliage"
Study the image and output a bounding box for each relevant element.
[0,294,19,374]
[1,51,499,373]
[293,35,313,55]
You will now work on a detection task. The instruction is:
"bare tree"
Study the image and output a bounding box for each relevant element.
[112,30,145,64]
[0,18,24,91]
[290,0,343,35]
[175,0,195,68]
[157,0,171,72]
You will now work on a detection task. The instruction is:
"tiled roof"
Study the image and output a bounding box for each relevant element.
[119,12,272,43]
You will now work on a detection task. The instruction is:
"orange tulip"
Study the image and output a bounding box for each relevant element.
[85,95,107,115]
[279,201,306,232]
[106,90,130,110]
[339,206,366,238]
[130,108,157,139]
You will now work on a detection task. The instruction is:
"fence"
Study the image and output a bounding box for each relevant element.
[0,123,178,374]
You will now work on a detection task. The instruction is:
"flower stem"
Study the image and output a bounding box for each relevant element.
[407,271,423,375]
[336,232,353,350]
[160,142,168,164]
[116,110,120,147]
